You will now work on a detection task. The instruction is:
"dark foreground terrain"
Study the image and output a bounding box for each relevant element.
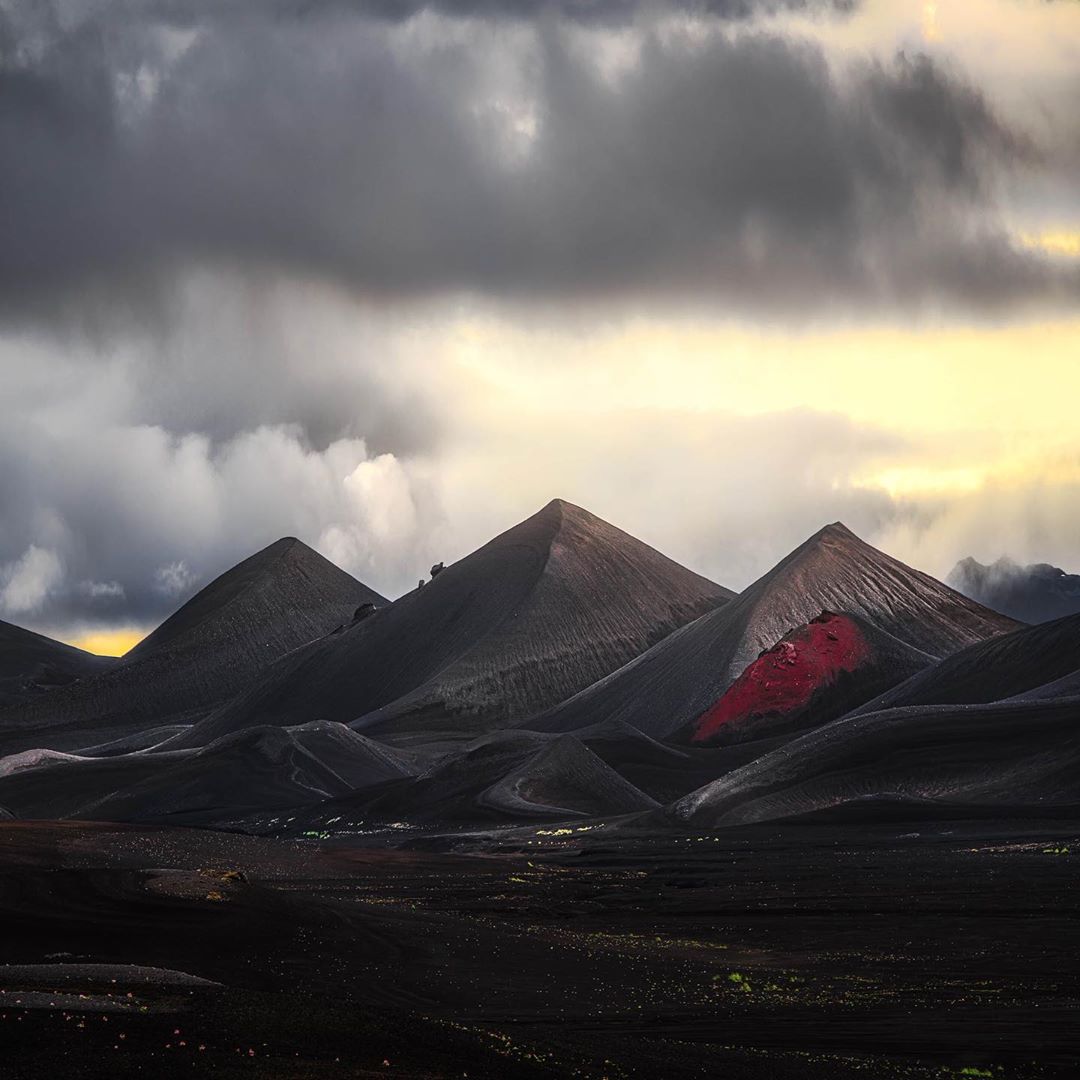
[1,820,1077,1079]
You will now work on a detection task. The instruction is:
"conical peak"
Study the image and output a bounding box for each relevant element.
[811,521,861,545]
[538,498,599,528]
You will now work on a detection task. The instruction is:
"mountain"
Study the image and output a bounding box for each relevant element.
[948,555,1080,624]
[0,620,113,709]
[0,538,384,754]
[167,500,733,749]
[687,612,933,746]
[851,612,1080,716]
[526,523,1019,740]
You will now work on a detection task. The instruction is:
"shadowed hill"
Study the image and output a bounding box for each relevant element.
[477,735,659,820]
[315,720,761,827]
[168,500,733,749]
[527,523,1018,740]
[853,612,1080,716]
[0,721,414,824]
[0,621,113,709]
[665,690,1080,829]
[0,539,384,753]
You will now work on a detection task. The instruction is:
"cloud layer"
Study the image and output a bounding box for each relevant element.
[2,0,1075,320]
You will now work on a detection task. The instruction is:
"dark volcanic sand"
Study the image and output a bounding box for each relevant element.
[1,821,1077,1079]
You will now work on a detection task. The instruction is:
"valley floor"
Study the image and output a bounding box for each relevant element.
[0,820,1077,1079]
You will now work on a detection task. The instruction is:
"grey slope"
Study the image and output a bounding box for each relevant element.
[527,523,1019,740]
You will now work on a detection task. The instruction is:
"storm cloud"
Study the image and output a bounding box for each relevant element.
[1,0,1073,321]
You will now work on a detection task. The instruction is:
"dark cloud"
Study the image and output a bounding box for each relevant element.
[0,0,1073,322]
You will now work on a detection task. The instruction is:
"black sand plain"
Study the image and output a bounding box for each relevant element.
[1,819,1077,1080]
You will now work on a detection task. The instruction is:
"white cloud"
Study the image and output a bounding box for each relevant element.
[153,561,198,598]
[78,580,126,601]
[0,545,63,615]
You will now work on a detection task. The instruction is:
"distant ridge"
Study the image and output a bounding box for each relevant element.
[169,499,734,748]
[0,539,384,753]
[948,555,1080,624]
[527,522,1019,739]
[0,620,113,709]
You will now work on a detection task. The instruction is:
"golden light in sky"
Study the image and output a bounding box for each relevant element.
[1018,231,1080,259]
[66,629,145,657]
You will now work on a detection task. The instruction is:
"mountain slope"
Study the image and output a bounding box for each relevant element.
[169,500,733,748]
[852,612,1080,716]
[666,692,1080,829]
[0,621,113,709]
[949,555,1080,624]
[528,523,1018,740]
[0,539,384,753]
[688,612,933,746]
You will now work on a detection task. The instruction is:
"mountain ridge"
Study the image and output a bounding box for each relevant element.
[164,499,734,749]
[525,521,1019,739]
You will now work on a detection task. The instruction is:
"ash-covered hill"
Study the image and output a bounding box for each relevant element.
[852,612,1080,717]
[527,523,1018,740]
[0,538,384,754]
[0,621,113,709]
[948,555,1080,624]
[169,499,733,749]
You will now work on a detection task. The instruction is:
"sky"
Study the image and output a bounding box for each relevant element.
[1,0,1079,654]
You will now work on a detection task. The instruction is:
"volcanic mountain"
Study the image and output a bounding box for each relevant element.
[0,538,384,754]
[0,620,113,709]
[526,523,1019,740]
[949,555,1080,624]
[168,500,733,749]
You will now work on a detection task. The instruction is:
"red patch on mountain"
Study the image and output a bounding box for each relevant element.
[691,612,871,745]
